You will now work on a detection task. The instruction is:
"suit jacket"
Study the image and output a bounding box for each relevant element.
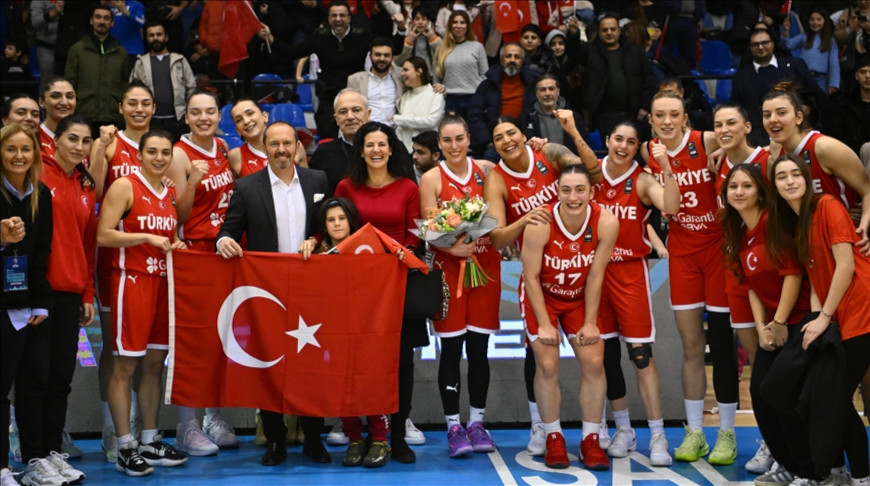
[309,138,353,197]
[346,67,406,116]
[216,166,329,252]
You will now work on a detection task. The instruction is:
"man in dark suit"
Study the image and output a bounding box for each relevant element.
[308,89,371,196]
[216,122,331,467]
[731,27,824,146]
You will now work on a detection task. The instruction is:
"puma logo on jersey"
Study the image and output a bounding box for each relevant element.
[448,182,460,191]
[553,240,564,249]
[510,184,522,192]
[41,143,52,149]
[246,159,259,165]
[141,195,152,204]
[127,275,138,284]
[121,150,131,157]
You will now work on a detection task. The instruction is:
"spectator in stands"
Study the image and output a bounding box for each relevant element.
[519,75,588,155]
[2,39,34,97]
[835,0,870,95]
[432,10,487,121]
[832,55,870,156]
[346,37,406,126]
[288,0,326,45]
[309,89,371,195]
[30,0,63,79]
[656,0,703,69]
[468,42,539,161]
[54,1,91,75]
[730,27,821,146]
[782,7,840,94]
[107,0,145,64]
[520,24,558,77]
[65,4,130,135]
[144,1,191,55]
[658,75,713,131]
[410,130,440,182]
[1,95,41,134]
[271,1,377,140]
[546,30,582,101]
[394,57,444,152]
[434,0,483,38]
[395,7,442,77]
[130,20,195,142]
[566,14,655,143]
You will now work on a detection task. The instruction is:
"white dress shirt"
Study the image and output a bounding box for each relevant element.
[267,165,307,254]
[367,71,398,126]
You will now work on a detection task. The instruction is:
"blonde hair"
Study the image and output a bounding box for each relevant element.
[434,10,476,79]
[0,123,43,220]
[649,90,691,138]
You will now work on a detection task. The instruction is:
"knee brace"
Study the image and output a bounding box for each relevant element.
[627,343,653,370]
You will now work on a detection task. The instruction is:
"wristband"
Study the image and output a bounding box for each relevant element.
[772,317,787,326]
[820,308,833,318]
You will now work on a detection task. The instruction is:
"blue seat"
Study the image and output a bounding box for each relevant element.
[270,103,306,128]
[223,134,243,149]
[587,130,604,151]
[218,104,237,137]
[296,75,314,112]
[252,73,283,88]
[699,40,734,74]
[715,69,736,104]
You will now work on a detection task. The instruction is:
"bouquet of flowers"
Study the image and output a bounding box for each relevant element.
[411,193,498,295]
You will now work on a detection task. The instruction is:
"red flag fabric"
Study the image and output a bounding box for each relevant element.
[335,223,429,273]
[166,250,405,417]
[779,0,792,15]
[494,1,531,34]
[218,0,262,79]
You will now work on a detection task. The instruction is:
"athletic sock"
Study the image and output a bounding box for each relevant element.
[717,402,737,430]
[648,418,664,437]
[684,399,705,431]
[141,429,158,445]
[177,406,197,425]
[542,420,562,435]
[529,401,542,425]
[117,434,134,449]
[468,406,485,425]
[613,408,631,430]
[581,420,599,440]
[445,414,461,429]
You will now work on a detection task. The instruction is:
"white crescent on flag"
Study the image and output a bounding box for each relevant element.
[217,286,285,368]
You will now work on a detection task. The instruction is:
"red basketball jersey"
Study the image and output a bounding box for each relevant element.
[237,142,268,177]
[38,123,56,161]
[436,158,500,265]
[647,130,720,256]
[793,131,859,209]
[113,171,177,277]
[533,201,602,302]
[594,157,651,262]
[105,131,142,195]
[715,146,770,195]
[174,135,233,242]
[491,146,559,228]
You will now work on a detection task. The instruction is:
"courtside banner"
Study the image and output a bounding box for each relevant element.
[165,250,405,417]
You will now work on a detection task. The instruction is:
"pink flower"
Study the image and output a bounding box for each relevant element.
[447,213,462,228]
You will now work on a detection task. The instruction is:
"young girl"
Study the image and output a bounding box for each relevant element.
[783,8,840,94]
[640,91,738,466]
[767,153,870,485]
[316,198,361,252]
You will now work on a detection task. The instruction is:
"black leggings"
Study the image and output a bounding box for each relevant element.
[839,333,870,479]
[603,337,627,401]
[524,346,536,402]
[707,311,739,404]
[438,331,490,415]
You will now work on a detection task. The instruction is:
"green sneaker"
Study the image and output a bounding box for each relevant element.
[674,426,709,462]
[363,440,391,468]
[708,429,737,465]
[343,440,367,467]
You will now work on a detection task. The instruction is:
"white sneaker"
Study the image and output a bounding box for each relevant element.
[0,468,20,486]
[607,427,637,458]
[20,458,65,486]
[174,419,218,456]
[788,478,821,486]
[526,423,546,456]
[746,440,774,474]
[649,432,673,466]
[46,451,84,483]
[59,431,81,460]
[101,426,118,464]
[598,420,611,450]
[405,418,426,446]
[326,421,349,446]
[202,414,239,448]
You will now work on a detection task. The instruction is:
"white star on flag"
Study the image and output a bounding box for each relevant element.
[286,316,322,353]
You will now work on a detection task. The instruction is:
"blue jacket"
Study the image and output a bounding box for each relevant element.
[467,65,540,154]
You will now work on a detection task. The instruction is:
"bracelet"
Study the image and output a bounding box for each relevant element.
[820,309,833,318]
[772,317,787,326]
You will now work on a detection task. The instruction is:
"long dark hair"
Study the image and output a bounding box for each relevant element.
[316,197,361,248]
[804,8,833,53]
[54,114,96,191]
[348,122,414,186]
[718,163,769,281]
[766,153,819,267]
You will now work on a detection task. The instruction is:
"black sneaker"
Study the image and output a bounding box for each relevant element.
[116,443,154,477]
[139,436,189,467]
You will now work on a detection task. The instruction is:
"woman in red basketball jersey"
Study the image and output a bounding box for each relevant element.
[418,113,500,458]
[228,98,269,178]
[761,83,870,254]
[37,76,77,161]
[768,153,870,485]
[641,91,739,465]
[520,164,618,471]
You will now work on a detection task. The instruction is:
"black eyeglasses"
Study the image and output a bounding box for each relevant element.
[749,40,772,48]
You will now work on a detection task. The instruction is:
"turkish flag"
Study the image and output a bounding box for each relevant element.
[166,250,405,417]
[779,0,792,15]
[335,223,429,272]
[218,0,263,79]
[495,1,531,35]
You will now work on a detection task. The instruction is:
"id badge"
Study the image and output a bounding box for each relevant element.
[4,255,28,292]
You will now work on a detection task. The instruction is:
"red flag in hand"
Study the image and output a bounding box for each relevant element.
[218,0,263,78]
[334,223,429,273]
[167,251,406,417]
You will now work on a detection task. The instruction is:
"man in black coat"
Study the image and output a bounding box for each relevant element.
[566,14,656,141]
[308,89,371,196]
[730,27,824,147]
[519,74,589,153]
[217,122,331,467]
